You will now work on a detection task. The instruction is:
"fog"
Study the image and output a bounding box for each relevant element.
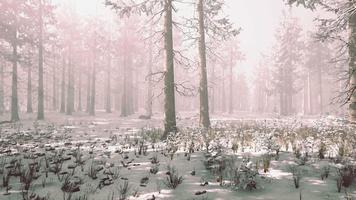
[1,1,356,200]
[1,0,351,122]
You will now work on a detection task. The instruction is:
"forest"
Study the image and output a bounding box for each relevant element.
[0,0,356,199]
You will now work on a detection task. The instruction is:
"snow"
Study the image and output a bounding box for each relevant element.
[0,113,355,200]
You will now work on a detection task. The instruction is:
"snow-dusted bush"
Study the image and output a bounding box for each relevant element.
[163,165,183,189]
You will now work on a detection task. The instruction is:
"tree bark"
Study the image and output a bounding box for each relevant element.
[37,0,44,120]
[163,0,177,138]
[27,65,33,113]
[197,0,210,128]
[66,57,74,115]
[0,62,4,115]
[146,37,153,118]
[86,69,91,113]
[89,61,96,116]
[78,71,82,111]
[105,57,111,113]
[318,64,323,115]
[11,36,20,122]
[229,49,234,114]
[349,13,356,122]
[60,58,66,113]
[52,54,57,111]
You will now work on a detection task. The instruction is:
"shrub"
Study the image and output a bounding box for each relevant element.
[163,165,183,189]
[288,165,302,189]
[117,180,131,200]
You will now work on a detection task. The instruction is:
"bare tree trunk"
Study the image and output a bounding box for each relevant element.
[318,64,323,115]
[78,72,82,111]
[27,66,33,113]
[146,37,153,118]
[89,61,96,116]
[37,0,44,120]
[105,57,111,113]
[211,59,215,114]
[66,58,74,115]
[163,0,177,138]
[303,75,308,115]
[349,13,356,122]
[0,62,4,115]
[121,54,128,117]
[86,70,91,113]
[197,0,210,128]
[228,51,233,114]
[11,37,20,121]
[52,55,57,111]
[60,58,66,113]
[308,70,312,114]
[221,68,226,113]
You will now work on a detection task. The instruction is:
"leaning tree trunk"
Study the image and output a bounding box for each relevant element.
[60,58,66,113]
[349,13,356,122]
[163,0,177,138]
[11,38,20,122]
[27,66,33,113]
[0,62,4,115]
[37,0,44,120]
[197,0,210,128]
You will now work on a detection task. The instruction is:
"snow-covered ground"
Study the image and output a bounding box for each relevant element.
[0,112,355,200]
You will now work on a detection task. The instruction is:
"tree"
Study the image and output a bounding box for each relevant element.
[60,57,66,113]
[272,13,304,116]
[0,0,36,121]
[286,0,356,121]
[37,0,44,120]
[193,0,240,127]
[106,0,177,137]
[0,61,4,115]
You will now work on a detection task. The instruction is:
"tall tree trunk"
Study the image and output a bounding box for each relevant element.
[303,75,308,115]
[89,62,96,116]
[78,72,82,112]
[105,57,111,113]
[221,68,226,113]
[146,38,153,118]
[163,0,177,138]
[197,0,210,128]
[60,58,66,113]
[318,64,323,115]
[349,13,356,122]
[0,62,4,115]
[37,0,44,120]
[11,38,20,122]
[66,58,74,115]
[86,70,91,113]
[211,60,215,114]
[52,53,57,111]
[228,50,233,114]
[308,70,312,114]
[121,54,128,117]
[27,66,33,113]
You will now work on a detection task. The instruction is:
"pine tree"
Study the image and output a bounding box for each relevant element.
[287,0,356,121]
[272,13,304,116]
